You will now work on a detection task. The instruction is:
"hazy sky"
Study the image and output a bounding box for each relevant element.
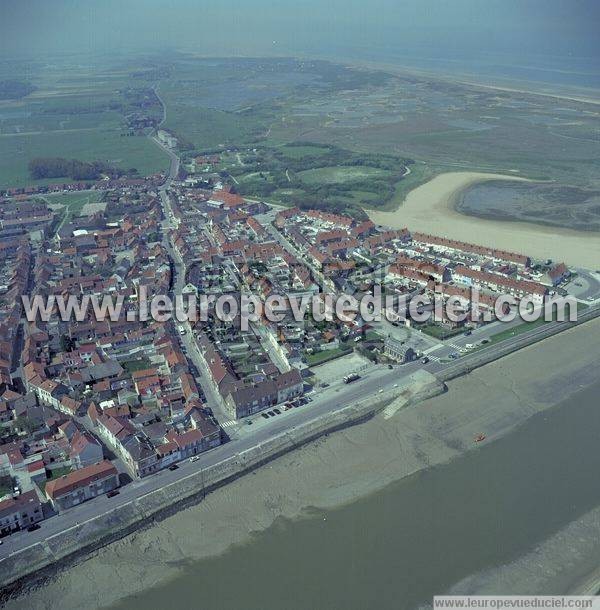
[1,0,599,67]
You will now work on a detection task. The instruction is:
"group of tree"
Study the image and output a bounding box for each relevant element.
[28,157,127,181]
[0,80,35,100]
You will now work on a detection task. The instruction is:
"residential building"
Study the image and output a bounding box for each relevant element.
[0,490,43,536]
[45,460,119,511]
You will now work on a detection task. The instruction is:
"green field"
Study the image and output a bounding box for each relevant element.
[0,130,168,189]
[3,53,598,229]
[278,144,331,159]
[297,166,392,185]
[159,102,265,151]
[43,190,104,216]
[0,59,168,189]
[306,347,352,366]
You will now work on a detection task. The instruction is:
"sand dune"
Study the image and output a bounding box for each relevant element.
[368,172,600,269]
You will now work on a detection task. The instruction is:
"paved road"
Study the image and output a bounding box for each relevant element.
[0,362,418,559]
[5,297,599,560]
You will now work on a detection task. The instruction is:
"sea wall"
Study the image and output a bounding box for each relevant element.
[0,371,444,598]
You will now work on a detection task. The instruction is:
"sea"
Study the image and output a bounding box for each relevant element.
[111,380,600,610]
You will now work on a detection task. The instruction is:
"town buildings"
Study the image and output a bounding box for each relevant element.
[0,490,43,535]
[45,460,119,511]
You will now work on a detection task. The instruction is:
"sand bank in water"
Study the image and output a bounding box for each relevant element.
[368,171,600,269]
[7,318,600,610]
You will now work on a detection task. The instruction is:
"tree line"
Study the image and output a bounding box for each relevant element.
[28,157,127,181]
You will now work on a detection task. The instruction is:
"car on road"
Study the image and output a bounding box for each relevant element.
[449,353,459,359]
[421,357,429,364]
[464,330,472,336]
[107,489,120,498]
[246,419,253,425]
[387,364,393,369]
[481,339,490,344]
[169,464,179,471]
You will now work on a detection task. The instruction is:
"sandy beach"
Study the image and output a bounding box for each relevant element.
[5,317,600,610]
[368,171,600,269]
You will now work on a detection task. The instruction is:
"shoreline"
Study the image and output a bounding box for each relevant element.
[367,171,600,268]
[5,318,600,610]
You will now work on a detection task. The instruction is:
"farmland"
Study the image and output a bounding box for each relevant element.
[0,58,168,188]
[2,53,599,227]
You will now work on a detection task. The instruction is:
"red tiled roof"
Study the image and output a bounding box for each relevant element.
[45,460,117,500]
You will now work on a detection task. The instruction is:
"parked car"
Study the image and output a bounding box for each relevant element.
[27,524,41,532]
[107,489,120,498]
[169,464,179,471]
[262,413,270,419]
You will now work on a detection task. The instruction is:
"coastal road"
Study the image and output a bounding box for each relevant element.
[6,302,599,560]
[0,362,422,560]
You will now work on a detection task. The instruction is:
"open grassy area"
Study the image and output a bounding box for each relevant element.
[122,358,153,373]
[42,190,104,211]
[0,58,167,189]
[306,347,352,366]
[278,144,331,159]
[297,166,392,185]
[476,302,587,349]
[38,190,105,235]
[160,102,265,151]
[4,53,598,230]
[419,323,466,340]
[0,130,168,189]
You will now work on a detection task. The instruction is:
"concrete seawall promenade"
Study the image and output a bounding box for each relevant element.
[0,371,444,598]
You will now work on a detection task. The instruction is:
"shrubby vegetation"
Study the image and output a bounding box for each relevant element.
[28,157,127,181]
[0,80,36,100]
[224,142,410,217]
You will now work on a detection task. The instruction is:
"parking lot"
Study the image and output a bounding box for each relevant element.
[309,352,373,385]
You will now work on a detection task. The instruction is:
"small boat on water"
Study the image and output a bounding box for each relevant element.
[474,433,486,443]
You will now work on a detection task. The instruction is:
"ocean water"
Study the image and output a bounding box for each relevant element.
[112,380,600,610]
